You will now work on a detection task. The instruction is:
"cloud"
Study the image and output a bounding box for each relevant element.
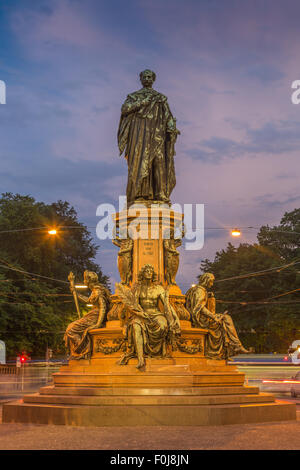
[185,120,300,163]
[1,0,300,289]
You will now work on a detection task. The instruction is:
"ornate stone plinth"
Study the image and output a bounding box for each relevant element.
[3,317,297,426]
[3,358,296,426]
[109,206,190,322]
[114,206,183,284]
[2,208,296,427]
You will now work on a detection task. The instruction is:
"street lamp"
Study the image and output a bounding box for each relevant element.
[231,228,241,237]
[48,229,57,235]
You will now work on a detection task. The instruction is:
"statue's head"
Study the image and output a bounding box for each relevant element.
[140,69,156,88]
[198,273,215,289]
[138,264,158,282]
[84,270,99,288]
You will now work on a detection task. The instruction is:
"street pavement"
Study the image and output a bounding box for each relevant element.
[0,405,299,450]
[0,359,299,450]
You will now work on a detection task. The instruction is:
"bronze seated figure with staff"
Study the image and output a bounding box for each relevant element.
[64,271,111,360]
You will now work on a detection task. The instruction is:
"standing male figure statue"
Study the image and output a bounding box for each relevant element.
[118,69,180,205]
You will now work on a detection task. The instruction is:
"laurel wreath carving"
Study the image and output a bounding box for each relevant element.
[95,338,126,355]
[175,338,203,354]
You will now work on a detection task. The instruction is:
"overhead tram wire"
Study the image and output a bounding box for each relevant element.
[214,259,300,283]
[0,262,69,285]
[0,224,299,234]
[0,225,299,290]
[216,299,300,305]
[1,257,300,291]
[0,225,91,234]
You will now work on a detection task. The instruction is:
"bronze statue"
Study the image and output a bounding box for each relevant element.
[116,264,181,369]
[112,236,133,285]
[185,273,250,359]
[64,271,111,360]
[118,69,180,205]
[163,237,181,285]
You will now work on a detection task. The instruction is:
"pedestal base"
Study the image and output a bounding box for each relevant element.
[3,355,296,427]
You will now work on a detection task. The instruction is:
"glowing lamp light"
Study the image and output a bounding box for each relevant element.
[75,285,88,289]
[231,228,241,237]
[48,229,57,235]
[87,304,93,307]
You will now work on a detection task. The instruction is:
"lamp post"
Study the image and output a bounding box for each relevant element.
[231,228,241,237]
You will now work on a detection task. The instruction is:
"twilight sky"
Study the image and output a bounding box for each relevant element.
[0,0,300,291]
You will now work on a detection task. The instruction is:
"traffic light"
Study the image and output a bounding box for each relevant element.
[18,352,30,364]
[20,355,26,364]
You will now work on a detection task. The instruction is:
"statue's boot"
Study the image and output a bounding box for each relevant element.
[136,358,146,369]
[236,345,251,354]
[118,352,135,365]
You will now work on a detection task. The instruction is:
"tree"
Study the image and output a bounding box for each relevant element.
[0,193,109,358]
[199,210,300,353]
[257,208,300,261]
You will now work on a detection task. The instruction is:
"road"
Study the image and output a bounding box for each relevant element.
[0,357,299,450]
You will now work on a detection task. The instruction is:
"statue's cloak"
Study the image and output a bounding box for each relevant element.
[118,88,177,203]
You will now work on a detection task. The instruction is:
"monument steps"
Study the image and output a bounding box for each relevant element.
[52,374,245,388]
[39,384,261,396]
[22,391,276,406]
[3,399,295,427]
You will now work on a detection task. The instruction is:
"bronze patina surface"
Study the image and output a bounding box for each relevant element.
[2,70,296,428]
[64,271,111,360]
[112,236,133,285]
[185,273,250,359]
[164,237,181,285]
[116,264,181,369]
[118,69,180,205]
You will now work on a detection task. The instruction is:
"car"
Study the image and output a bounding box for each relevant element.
[291,371,300,397]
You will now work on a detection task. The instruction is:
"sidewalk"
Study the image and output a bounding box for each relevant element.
[0,404,299,450]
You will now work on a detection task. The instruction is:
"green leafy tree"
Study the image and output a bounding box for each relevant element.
[0,193,109,358]
[199,210,300,353]
[258,208,300,261]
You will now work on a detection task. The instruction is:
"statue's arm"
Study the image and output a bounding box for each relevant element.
[189,288,217,321]
[120,246,132,254]
[81,288,108,327]
[121,93,150,115]
[159,287,180,332]
[76,293,89,303]
[88,288,102,305]
[163,101,180,135]
[174,239,182,248]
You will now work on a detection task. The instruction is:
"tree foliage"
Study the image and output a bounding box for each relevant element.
[199,210,300,353]
[0,193,109,358]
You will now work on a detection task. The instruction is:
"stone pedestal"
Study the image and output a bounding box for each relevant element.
[3,352,296,426]
[110,206,190,322]
[3,315,297,426]
[114,205,183,285]
[2,206,297,427]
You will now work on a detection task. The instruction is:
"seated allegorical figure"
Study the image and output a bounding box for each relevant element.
[185,273,250,360]
[117,264,181,369]
[64,270,111,360]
